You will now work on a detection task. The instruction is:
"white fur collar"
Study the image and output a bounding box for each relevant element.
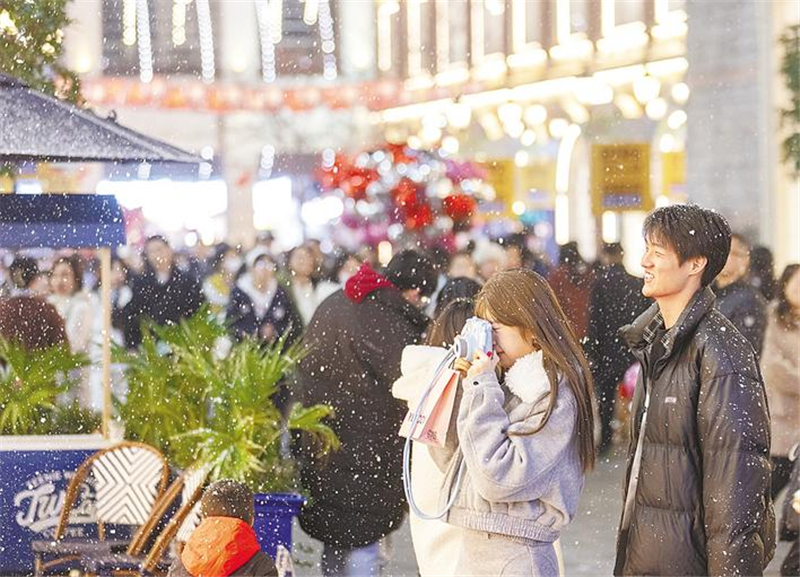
[505,350,551,404]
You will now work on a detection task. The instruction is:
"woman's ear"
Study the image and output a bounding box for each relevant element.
[524,328,540,351]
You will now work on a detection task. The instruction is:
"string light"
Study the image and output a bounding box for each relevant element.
[255,0,277,82]
[269,0,283,44]
[318,0,337,80]
[196,0,216,82]
[172,0,187,46]
[136,0,153,83]
[122,0,136,46]
[302,0,319,26]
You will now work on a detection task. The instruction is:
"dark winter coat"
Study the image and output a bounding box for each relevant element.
[586,264,649,386]
[548,264,596,341]
[715,279,768,357]
[225,283,302,346]
[614,287,775,576]
[122,266,204,348]
[296,287,429,549]
[169,551,277,577]
[781,446,800,541]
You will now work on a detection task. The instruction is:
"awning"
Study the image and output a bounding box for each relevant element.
[0,74,201,165]
[0,194,126,249]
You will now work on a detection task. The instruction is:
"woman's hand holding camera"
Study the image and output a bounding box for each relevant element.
[454,350,499,380]
[453,357,471,377]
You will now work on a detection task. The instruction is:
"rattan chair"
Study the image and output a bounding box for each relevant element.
[31,441,169,576]
[82,464,210,577]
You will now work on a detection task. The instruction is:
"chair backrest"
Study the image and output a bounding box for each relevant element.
[54,442,169,542]
[174,464,209,544]
[142,466,210,573]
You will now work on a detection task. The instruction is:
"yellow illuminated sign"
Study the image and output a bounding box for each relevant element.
[591,143,652,215]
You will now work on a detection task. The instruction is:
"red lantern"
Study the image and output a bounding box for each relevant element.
[443,193,477,223]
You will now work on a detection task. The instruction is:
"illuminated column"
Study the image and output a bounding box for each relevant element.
[218,0,260,81]
[64,0,103,76]
[219,114,264,246]
[686,0,773,243]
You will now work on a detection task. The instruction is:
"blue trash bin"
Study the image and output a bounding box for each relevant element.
[252,493,305,559]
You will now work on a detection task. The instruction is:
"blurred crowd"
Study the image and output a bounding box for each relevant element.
[0,230,796,458]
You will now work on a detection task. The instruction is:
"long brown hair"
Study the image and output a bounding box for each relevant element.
[475,269,595,471]
[426,298,475,348]
[776,264,800,331]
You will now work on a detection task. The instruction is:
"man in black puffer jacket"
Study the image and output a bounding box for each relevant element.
[614,205,775,576]
[296,250,435,576]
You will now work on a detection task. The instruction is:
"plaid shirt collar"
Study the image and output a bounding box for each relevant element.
[641,310,673,351]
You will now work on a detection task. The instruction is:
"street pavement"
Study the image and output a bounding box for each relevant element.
[293,450,792,575]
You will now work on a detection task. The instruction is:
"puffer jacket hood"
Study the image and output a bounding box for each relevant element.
[180,517,261,577]
[614,287,775,576]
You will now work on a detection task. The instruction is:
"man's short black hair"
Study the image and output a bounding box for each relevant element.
[200,480,254,523]
[385,250,438,298]
[145,235,169,247]
[643,205,732,287]
[601,242,624,259]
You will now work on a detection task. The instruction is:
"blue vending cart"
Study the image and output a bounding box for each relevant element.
[0,194,126,575]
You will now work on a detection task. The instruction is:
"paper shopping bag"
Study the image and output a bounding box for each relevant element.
[399,368,459,447]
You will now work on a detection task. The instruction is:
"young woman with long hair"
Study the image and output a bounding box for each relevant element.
[441,268,594,576]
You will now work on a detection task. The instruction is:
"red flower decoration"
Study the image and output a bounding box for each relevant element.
[404,202,434,230]
[315,154,353,191]
[341,167,379,200]
[391,177,420,206]
[443,193,477,223]
[386,143,416,165]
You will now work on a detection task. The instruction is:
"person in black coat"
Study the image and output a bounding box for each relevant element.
[296,250,436,576]
[586,243,649,456]
[122,236,204,349]
[714,233,768,356]
[225,252,301,346]
[614,206,774,576]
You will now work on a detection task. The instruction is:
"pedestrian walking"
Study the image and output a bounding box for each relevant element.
[122,236,204,348]
[614,205,774,576]
[296,250,436,576]
[440,269,595,576]
[226,251,301,346]
[548,242,595,342]
[586,243,649,456]
[750,246,777,302]
[761,264,800,498]
[286,244,319,327]
[714,233,768,356]
[203,243,242,319]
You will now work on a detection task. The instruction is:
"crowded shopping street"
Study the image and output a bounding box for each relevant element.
[1,1,799,576]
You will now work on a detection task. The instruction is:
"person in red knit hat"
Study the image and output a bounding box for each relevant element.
[168,480,277,577]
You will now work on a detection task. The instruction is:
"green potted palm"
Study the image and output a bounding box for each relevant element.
[115,307,338,556]
[0,338,97,435]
